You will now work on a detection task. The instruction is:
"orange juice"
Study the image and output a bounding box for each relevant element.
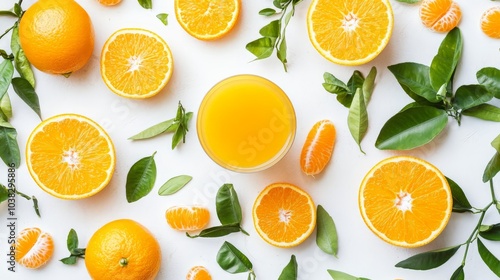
[197,75,296,172]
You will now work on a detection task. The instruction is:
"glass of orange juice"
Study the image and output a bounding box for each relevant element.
[197,74,296,172]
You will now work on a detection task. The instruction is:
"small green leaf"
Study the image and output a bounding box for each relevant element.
[477,238,500,277]
[186,224,242,238]
[60,256,77,265]
[277,35,287,72]
[216,184,242,225]
[453,84,493,111]
[327,269,370,280]
[348,88,368,154]
[395,245,461,270]
[479,224,500,241]
[0,59,14,101]
[316,205,338,257]
[158,175,192,195]
[463,104,500,122]
[362,66,377,103]
[259,20,280,38]
[67,229,78,251]
[0,10,17,17]
[477,67,500,99]
[128,119,175,140]
[246,37,275,60]
[60,228,85,265]
[259,8,276,16]
[216,241,253,274]
[0,120,20,167]
[446,177,473,213]
[323,72,349,95]
[0,183,9,203]
[491,134,500,152]
[430,27,462,91]
[137,0,152,9]
[450,265,465,280]
[11,26,35,87]
[388,62,439,103]
[126,152,157,203]
[347,70,365,95]
[11,77,41,119]
[483,152,500,183]
[376,106,448,150]
[278,255,297,280]
[0,93,12,120]
[156,13,168,25]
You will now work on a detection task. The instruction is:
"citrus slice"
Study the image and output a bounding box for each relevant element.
[186,266,212,280]
[100,28,174,98]
[481,7,500,39]
[306,0,394,66]
[300,120,336,176]
[26,114,115,199]
[15,227,54,269]
[358,156,453,248]
[98,0,121,6]
[174,0,240,40]
[165,206,210,231]
[419,0,461,33]
[252,183,316,248]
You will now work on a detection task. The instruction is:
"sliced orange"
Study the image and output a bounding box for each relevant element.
[98,0,122,6]
[300,120,336,176]
[26,114,115,199]
[16,227,54,269]
[252,183,316,248]
[100,28,174,98]
[419,0,461,32]
[165,206,210,231]
[174,0,241,40]
[306,0,394,66]
[358,156,453,248]
[186,266,212,280]
[481,7,500,39]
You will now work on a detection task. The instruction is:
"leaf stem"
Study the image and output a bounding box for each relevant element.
[0,25,15,41]
[460,201,493,266]
[489,180,498,204]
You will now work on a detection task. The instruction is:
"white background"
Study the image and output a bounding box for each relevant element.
[1,0,500,279]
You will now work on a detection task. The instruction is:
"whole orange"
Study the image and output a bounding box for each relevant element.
[85,219,162,280]
[19,0,94,75]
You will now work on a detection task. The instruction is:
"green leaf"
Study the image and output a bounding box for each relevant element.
[60,256,77,265]
[395,245,461,270]
[278,255,297,280]
[375,106,448,150]
[246,37,275,60]
[216,184,242,225]
[323,72,349,93]
[158,175,192,195]
[0,10,17,17]
[463,104,500,122]
[137,0,152,9]
[453,84,493,111]
[388,63,440,103]
[0,121,20,167]
[67,229,78,251]
[348,88,368,154]
[446,177,473,213]
[11,77,41,119]
[277,35,287,72]
[0,93,12,120]
[186,224,242,238]
[156,13,168,25]
[0,183,9,203]
[477,238,500,277]
[128,119,175,140]
[450,265,465,280]
[491,133,500,152]
[316,205,338,257]
[347,70,365,95]
[477,67,500,99]
[11,26,35,87]
[0,59,14,101]
[217,241,253,274]
[479,224,500,241]
[483,152,500,182]
[259,8,276,16]
[259,20,280,38]
[327,269,370,280]
[429,27,462,91]
[362,66,377,103]
[126,152,157,203]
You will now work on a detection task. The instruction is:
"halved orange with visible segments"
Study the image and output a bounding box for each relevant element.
[300,120,336,176]
[419,0,461,32]
[359,156,453,248]
[252,183,316,248]
[16,227,54,269]
[165,206,210,231]
[26,114,115,199]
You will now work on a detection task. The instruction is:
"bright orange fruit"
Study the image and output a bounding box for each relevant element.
[481,7,500,39]
[15,227,54,269]
[252,182,316,248]
[186,266,212,280]
[300,120,336,176]
[165,206,210,231]
[359,156,453,248]
[98,0,122,6]
[419,0,462,32]
[174,0,241,40]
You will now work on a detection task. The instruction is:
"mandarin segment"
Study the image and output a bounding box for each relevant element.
[306,0,394,65]
[186,265,212,280]
[98,0,122,6]
[26,114,115,199]
[175,0,241,40]
[419,0,461,32]
[300,120,336,176]
[358,156,452,248]
[100,28,174,98]
[252,183,316,248]
[15,227,54,269]
[481,7,500,39]
[166,206,210,231]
